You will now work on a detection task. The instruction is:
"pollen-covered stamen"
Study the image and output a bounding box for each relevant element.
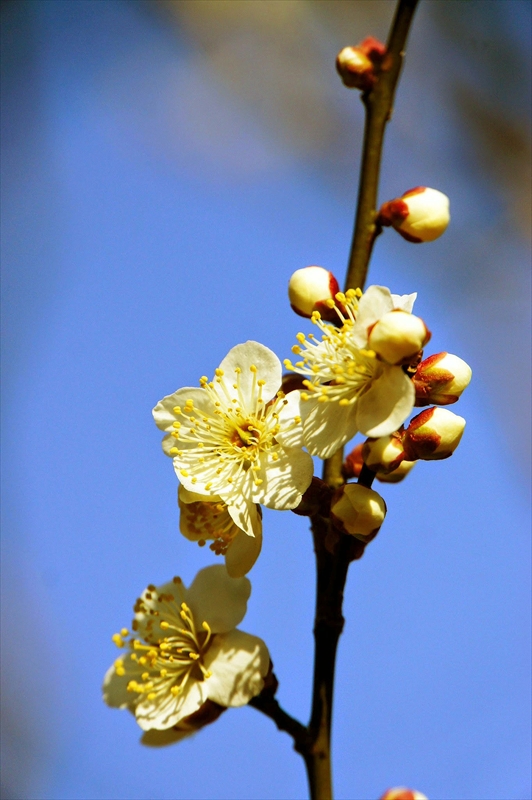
[119,588,214,701]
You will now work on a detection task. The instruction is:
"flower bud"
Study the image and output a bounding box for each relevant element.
[413,352,472,406]
[336,46,375,90]
[368,310,431,365]
[379,187,450,243]
[376,459,416,483]
[288,266,340,318]
[336,37,387,91]
[330,484,386,542]
[380,789,428,800]
[362,434,405,474]
[403,407,465,461]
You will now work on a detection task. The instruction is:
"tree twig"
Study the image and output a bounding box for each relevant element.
[305,3,420,798]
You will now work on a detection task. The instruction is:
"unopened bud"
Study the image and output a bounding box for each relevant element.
[336,46,375,90]
[413,352,472,406]
[379,187,450,243]
[330,484,386,542]
[403,407,465,461]
[342,443,364,480]
[368,310,431,365]
[376,459,416,483]
[288,266,340,318]
[362,434,405,474]
[380,788,428,800]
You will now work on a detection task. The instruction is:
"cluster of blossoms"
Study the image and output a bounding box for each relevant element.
[103,167,468,800]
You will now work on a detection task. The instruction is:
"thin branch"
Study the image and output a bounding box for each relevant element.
[305,2,420,798]
[249,692,311,756]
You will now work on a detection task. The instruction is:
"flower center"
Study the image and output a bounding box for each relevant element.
[113,581,213,702]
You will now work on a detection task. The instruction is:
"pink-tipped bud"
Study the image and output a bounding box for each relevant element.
[413,352,472,406]
[342,443,364,480]
[362,434,405,474]
[376,459,416,483]
[379,187,450,243]
[403,407,465,461]
[380,788,428,800]
[336,46,375,90]
[368,310,431,365]
[288,266,340,318]
[330,484,386,542]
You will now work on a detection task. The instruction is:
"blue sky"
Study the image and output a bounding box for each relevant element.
[1,2,530,799]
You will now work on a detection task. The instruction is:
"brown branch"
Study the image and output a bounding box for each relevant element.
[305,2,420,798]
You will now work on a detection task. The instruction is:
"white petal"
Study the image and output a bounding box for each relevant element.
[253,447,314,509]
[205,629,269,708]
[153,387,212,432]
[133,579,186,642]
[102,658,142,711]
[179,486,222,504]
[226,492,260,538]
[301,398,359,459]
[136,678,206,731]
[140,727,193,747]
[275,390,305,449]
[185,564,251,634]
[391,292,417,312]
[215,341,281,408]
[355,366,415,437]
[225,524,262,578]
[351,285,394,346]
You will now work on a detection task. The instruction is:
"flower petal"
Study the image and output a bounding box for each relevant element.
[225,524,262,578]
[275,390,305,449]
[301,398,359,459]
[185,564,251,634]
[253,447,314,509]
[140,727,193,747]
[355,366,415,437]
[153,387,212,432]
[226,493,261,538]
[204,629,269,708]
[135,677,206,731]
[216,341,281,408]
[102,658,142,711]
[391,292,416,312]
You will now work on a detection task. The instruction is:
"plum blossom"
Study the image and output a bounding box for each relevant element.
[178,486,262,578]
[284,286,418,458]
[153,341,314,537]
[103,565,269,740]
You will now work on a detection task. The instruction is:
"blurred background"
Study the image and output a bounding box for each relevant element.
[1,1,530,798]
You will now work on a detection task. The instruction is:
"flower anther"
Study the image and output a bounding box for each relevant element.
[284,286,416,458]
[153,341,314,537]
[103,565,269,737]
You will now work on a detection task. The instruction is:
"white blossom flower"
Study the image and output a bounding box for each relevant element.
[284,286,416,458]
[153,341,314,537]
[103,565,269,737]
[178,486,262,578]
